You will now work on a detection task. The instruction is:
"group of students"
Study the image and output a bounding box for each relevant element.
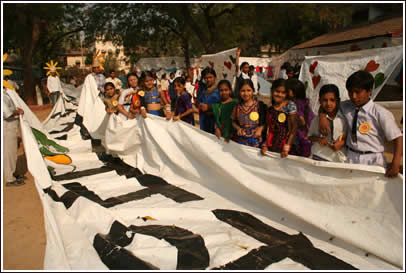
[102,65,402,179]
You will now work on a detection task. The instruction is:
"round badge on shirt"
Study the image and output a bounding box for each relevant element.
[112,100,118,107]
[359,122,371,134]
[138,91,145,97]
[278,113,286,123]
[250,112,259,121]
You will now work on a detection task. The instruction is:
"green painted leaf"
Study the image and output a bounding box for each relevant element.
[374,72,385,88]
[32,127,69,153]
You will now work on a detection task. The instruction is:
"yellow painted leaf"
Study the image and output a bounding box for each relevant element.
[44,154,72,165]
[143,216,157,221]
[237,244,248,249]
[54,61,58,66]
[3,69,13,76]
[46,62,51,67]
[43,66,50,70]
[3,53,8,62]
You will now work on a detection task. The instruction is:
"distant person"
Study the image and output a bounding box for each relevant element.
[90,55,106,97]
[119,70,127,89]
[278,62,290,80]
[118,72,139,120]
[319,70,403,178]
[105,70,123,93]
[248,65,259,95]
[4,76,19,92]
[47,69,63,106]
[3,88,25,187]
[261,79,298,158]
[185,76,195,103]
[308,84,347,162]
[160,73,170,105]
[168,72,177,110]
[286,66,295,79]
[234,48,250,97]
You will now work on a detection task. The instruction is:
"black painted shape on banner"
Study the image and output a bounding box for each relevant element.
[212,209,357,270]
[74,113,92,140]
[94,234,158,270]
[52,166,116,181]
[93,220,210,270]
[95,152,203,203]
[43,187,80,209]
[49,122,74,134]
[54,134,68,140]
[62,182,153,208]
[50,108,76,119]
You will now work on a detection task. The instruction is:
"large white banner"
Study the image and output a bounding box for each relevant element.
[299,46,403,114]
[7,48,404,269]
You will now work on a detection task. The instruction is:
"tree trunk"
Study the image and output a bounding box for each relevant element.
[22,16,41,105]
[182,37,191,78]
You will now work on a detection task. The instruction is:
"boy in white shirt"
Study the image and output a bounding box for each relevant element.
[47,69,62,105]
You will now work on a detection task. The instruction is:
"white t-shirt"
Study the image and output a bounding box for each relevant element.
[161,79,169,91]
[47,75,62,93]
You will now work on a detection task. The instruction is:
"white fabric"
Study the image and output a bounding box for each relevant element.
[298,46,403,115]
[5,49,404,270]
[47,76,62,93]
[3,114,19,182]
[160,79,169,91]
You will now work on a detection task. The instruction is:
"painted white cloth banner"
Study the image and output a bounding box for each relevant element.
[298,46,403,114]
[8,72,403,269]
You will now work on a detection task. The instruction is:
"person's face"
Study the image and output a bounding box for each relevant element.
[93,66,100,74]
[51,71,57,77]
[128,75,138,88]
[272,85,288,104]
[242,64,249,74]
[186,77,191,83]
[105,85,115,97]
[174,81,184,94]
[348,87,371,107]
[287,71,295,79]
[144,76,154,89]
[170,74,175,79]
[110,71,116,78]
[240,84,254,102]
[320,92,338,114]
[204,73,216,87]
[219,83,231,101]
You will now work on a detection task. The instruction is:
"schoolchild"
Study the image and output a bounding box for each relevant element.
[196,67,221,134]
[171,77,195,125]
[261,79,298,158]
[319,70,402,177]
[308,84,347,162]
[213,80,238,142]
[286,78,315,157]
[231,79,267,148]
[103,82,119,115]
[118,72,139,119]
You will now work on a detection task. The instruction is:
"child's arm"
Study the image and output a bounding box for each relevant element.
[117,104,134,119]
[235,48,241,76]
[173,108,193,121]
[385,135,403,178]
[282,113,299,158]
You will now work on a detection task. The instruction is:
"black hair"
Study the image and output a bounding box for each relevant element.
[173,76,186,86]
[249,65,255,70]
[346,70,374,91]
[170,72,175,77]
[237,79,255,104]
[217,79,233,98]
[286,66,295,74]
[281,62,291,70]
[202,67,217,78]
[240,62,249,70]
[161,73,167,80]
[139,71,154,82]
[104,82,115,90]
[126,72,138,81]
[319,84,340,102]
[286,78,306,100]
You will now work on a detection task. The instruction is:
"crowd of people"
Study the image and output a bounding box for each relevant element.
[90,53,402,179]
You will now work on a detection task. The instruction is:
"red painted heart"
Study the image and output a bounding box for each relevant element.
[309,61,318,74]
[364,60,379,72]
[224,61,232,70]
[209,61,214,68]
[312,75,321,89]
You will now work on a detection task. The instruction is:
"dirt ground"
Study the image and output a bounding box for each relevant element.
[2,101,403,270]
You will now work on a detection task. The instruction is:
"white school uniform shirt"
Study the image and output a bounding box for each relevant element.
[340,99,402,167]
[308,112,348,162]
[160,79,169,91]
[237,71,258,94]
[47,75,62,93]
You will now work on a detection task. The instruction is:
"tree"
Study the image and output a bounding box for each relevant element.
[3,3,88,104]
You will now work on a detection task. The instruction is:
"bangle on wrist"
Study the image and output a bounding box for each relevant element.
[283,144,290,151]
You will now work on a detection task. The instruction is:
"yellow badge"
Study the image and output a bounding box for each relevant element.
[135,100,140,106]
[249,112,259,121]
[338,134,344,142]
[138,90,145,97]
[359,122,371,134]
[278,113,286,123]
[112,100,118,107]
